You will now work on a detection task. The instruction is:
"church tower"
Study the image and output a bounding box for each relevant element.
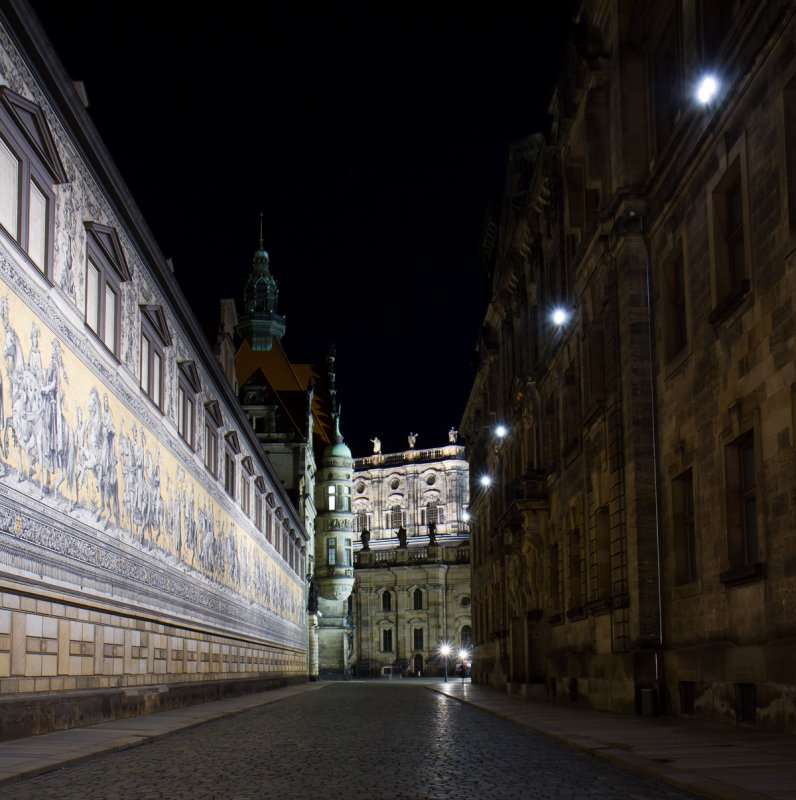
[314,349,355,679]
[236,215,286,351]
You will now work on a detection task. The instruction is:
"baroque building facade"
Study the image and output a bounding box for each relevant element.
[0,1,309,736]
[461,0,796,732]
[351,439,471,677]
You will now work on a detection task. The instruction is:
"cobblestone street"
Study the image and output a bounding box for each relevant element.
[4,683,696,799]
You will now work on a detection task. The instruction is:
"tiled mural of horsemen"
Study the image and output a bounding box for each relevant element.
[0,291,300,621]
[0,296,76,496]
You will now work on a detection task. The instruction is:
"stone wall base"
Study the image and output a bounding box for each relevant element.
[0,674,304,741]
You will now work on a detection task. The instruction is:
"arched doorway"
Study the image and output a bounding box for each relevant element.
[413,653,423,676]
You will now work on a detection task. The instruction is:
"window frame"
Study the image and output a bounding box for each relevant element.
[84,222,130,358]
[672,469,698,585]
[0,87,67,279]
[177,361,200,450]
[707,143,752,324]
[721,430,764,585]
[140,305,171,410]
[224,430,240,499]
[241,455,254,516]
[203,400,222,477]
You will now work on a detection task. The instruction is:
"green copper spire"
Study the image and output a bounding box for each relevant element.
[237,213,286,351]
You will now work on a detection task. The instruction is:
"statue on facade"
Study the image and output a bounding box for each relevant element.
[448,427,457,443]
[397,526,407,548]
[370,437,381,454]
[408,432,418,449]
[307,576,319,614]
[428,521,437,546]
[360,528,370,551]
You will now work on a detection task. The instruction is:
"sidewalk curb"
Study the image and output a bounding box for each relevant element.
[0,682,328,787]
[427,686,774,800]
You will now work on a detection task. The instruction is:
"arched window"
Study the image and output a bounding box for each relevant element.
[461,625,473,648]
[413,588,423,610]
[382,591,391,612]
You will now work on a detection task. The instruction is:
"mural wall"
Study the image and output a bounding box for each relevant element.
[0,7,307,705]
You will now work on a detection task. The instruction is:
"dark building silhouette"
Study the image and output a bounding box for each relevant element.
[461,0,796,733]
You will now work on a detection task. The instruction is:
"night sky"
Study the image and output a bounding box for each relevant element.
[28,1,575,457]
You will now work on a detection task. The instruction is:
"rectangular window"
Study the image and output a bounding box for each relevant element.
[594,507,611,599]
[413,628,423,650]
[153,351,162,406]
[0,136,19,236]
[328,485,336,511]
[550,542,562,611]
[139,305,170,410]
[665,247,688,359]
[345,538,352,566]
[84,223,128,358]
[177,361,199,450]
[672,469,697,584]
[327,537,336,565]
[28,180,46,270]
[224,450,236,498]
[709,156,750,323]
[255,493,263,530]
[141,336,150,394]
[725,432,758,570]
[204,421,218,475]
[569,529,583,611]
[104,284,117,353]
[382,629,393,652]
[86,258,100,335]
[241,477,250,516]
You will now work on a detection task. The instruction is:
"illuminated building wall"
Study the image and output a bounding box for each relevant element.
[352,441,471,677]
[461,0,796,733]
[0,2,308,735]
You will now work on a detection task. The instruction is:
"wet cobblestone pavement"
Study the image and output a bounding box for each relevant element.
[4,683,697,799]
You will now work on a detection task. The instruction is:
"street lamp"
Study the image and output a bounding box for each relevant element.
[458,648,470,684]
[439,642,452,681]
[551,307,569,326]
[479,475,492,488]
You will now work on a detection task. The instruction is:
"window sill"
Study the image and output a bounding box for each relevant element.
[708,280,751,325]
[720,562,766,587]
[586,597,612,616]
[672,579,702,600]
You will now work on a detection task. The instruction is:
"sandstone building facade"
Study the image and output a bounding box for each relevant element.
[461,0,796,732]
[0,1,309,736]
[352,440,471,677]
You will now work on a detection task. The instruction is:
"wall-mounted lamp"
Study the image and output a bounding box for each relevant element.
[696,74,719,105]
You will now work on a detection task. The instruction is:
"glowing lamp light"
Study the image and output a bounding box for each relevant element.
[439,643,452,658]
[462,510,471,522]
[552,308,569,326]
[696,75,719,105]
[458,649,469,662]
[480,475,492,487]
[495,424,508,438]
